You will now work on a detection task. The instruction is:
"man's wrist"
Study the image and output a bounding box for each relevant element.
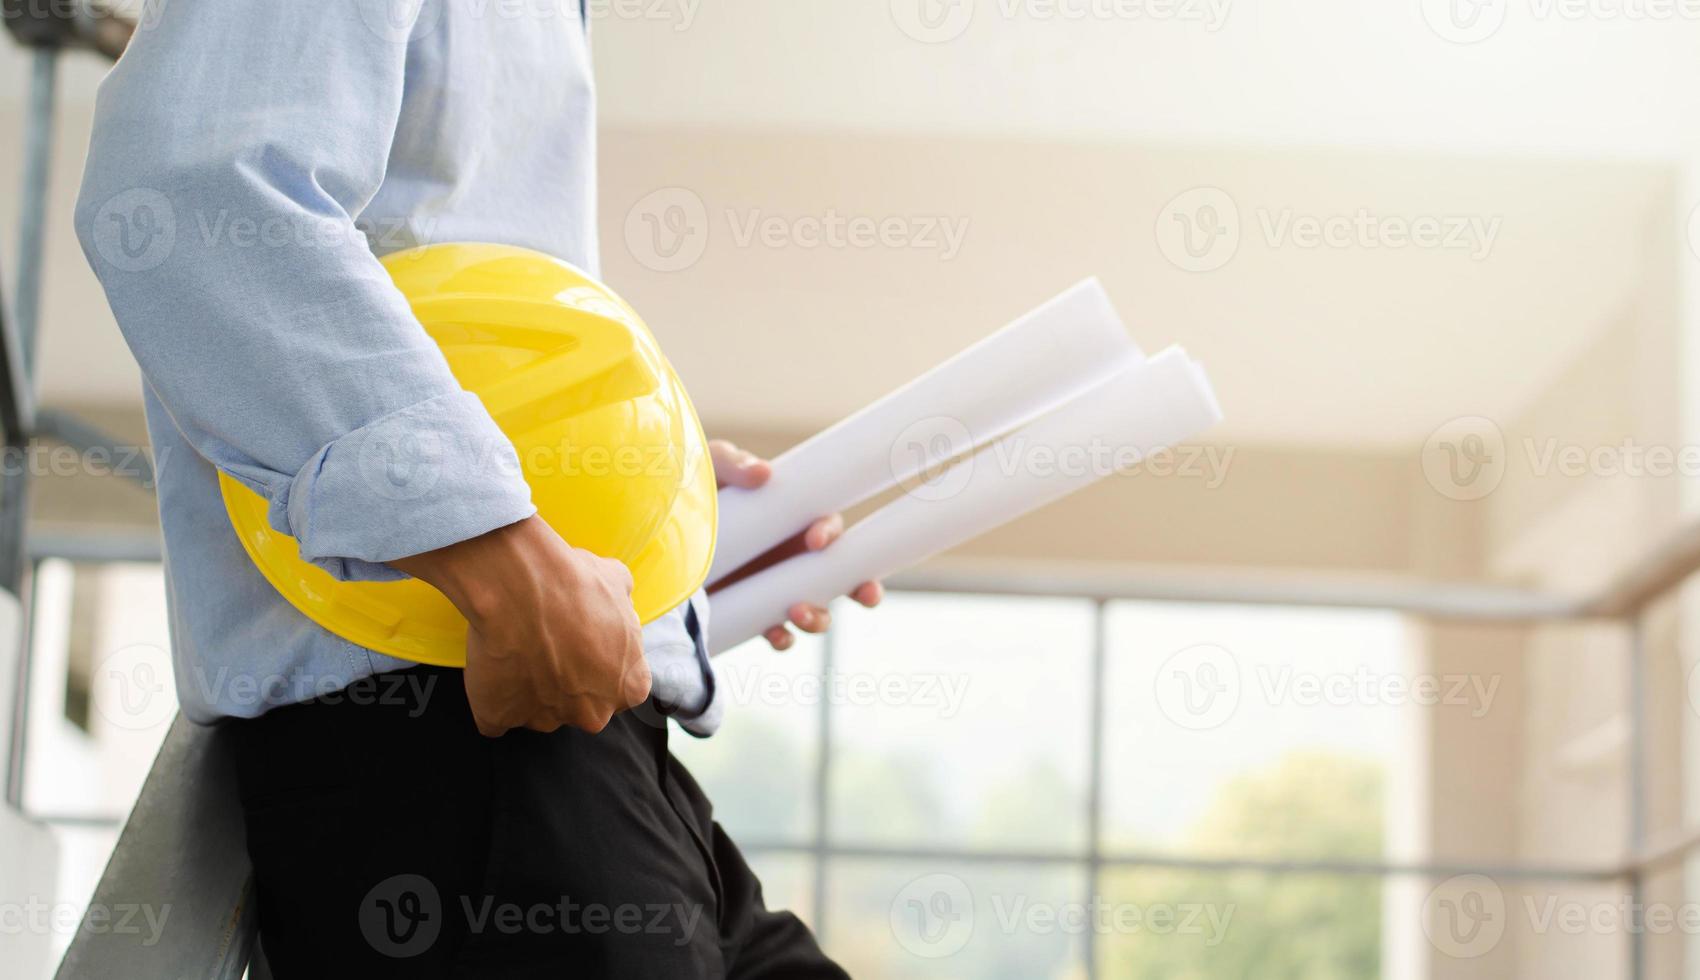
[391,514,543,623]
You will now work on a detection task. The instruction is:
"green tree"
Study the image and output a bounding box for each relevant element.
[1101,752,1384,980]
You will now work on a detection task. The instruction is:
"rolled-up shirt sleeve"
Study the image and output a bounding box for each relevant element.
[74,0,535,580]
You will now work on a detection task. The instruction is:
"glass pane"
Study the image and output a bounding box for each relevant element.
[822,858,1086,980]
[1097,868,1379,979]
[24,560,176,819]
[669,630,823,842]
[828,593,1095,852]
[43,824,124,971]
[1102,602,1406,861]
[740,852,817,931]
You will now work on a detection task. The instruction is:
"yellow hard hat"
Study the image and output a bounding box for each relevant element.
[219,242,717,667]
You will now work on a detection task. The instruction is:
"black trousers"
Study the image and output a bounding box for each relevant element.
[228,666,847,979]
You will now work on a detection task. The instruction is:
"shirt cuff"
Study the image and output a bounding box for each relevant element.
[673,593,724,738]
[268,389,536,581]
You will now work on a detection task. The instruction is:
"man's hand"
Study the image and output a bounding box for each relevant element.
[707,439,883,650]
[392,515,649,737]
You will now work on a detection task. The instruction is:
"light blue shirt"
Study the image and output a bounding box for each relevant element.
[74,0,722,733]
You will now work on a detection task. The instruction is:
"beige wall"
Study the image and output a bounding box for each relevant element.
[1446,181,1689,980]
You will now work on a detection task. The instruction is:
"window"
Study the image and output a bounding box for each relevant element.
[671,591,1412,979]
[21,558,178,968]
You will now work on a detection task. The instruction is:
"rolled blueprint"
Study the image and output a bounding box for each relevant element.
[707,346,1221,654]
[707,279,1141,583]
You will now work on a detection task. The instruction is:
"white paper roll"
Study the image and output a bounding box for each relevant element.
[708,279,1140,583]
[707,346,1221,654]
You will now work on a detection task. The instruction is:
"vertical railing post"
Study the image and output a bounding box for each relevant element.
[0,44,55,810]
[811,617,838,938]
[1082,599,1108,980]
[1627,616,1647,980]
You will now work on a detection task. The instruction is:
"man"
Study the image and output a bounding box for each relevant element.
[75,1,878,975]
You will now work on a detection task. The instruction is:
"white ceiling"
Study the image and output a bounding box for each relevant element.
[598,126,1667,449]
[589,0,1700,158]
[0,6,1687,450]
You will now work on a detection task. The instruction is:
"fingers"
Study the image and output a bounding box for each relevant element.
[710,439,772,490]
[804,512,845,552]
[568,707,614,734]
[851,580,884,608]
[620,648,653,708]
[789,601,830,633]
[761,604,828,653]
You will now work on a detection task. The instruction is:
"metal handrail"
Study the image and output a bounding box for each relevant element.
[51,717,258,980]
